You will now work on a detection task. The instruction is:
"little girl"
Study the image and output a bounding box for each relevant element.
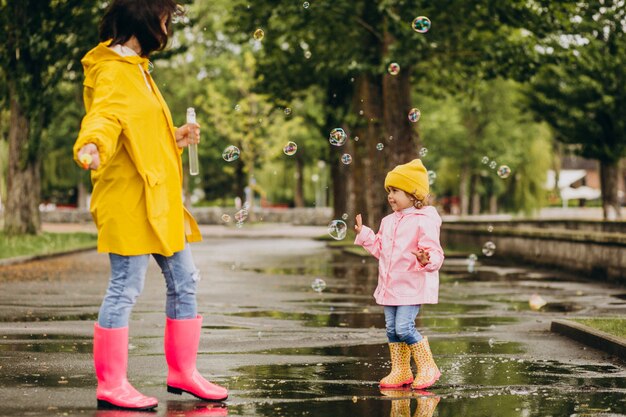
[354,158,444,390]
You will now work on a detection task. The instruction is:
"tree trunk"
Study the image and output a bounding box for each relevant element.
[489,194,498,214]
[358,74,385,227]
[459,164,470,216]
[599,159,621,220]
[77,181,88,210]
[5,90,41,235]
[294,156,304,208]
[382,28,419,171]
[471,174,481,215]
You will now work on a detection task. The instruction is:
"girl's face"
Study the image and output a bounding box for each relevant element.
[387,187,414,211]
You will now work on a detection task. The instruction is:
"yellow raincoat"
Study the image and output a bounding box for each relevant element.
[73,41,201,256]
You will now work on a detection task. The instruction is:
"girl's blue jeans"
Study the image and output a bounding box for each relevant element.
[98,244,199,328]
[384,305,422,345]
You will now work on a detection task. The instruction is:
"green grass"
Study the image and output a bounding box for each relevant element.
[572,318,626,339]
[0,232,97,260]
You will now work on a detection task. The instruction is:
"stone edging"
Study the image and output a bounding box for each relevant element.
[550,319,626,360]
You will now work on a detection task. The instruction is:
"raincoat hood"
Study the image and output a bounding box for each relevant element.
[418,206,442,226]
[398,206,443,227]
[81,41,151,85]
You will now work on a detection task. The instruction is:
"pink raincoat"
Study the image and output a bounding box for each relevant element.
[355,206,444,305]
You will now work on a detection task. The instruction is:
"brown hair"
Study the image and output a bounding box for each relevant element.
[99,0,180,57]
[403,191,427,209]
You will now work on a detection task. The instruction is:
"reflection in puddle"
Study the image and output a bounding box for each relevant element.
[228,310,517,333]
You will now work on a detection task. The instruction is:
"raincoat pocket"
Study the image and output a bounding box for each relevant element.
[145,171,169,219]
[389,271,424,297]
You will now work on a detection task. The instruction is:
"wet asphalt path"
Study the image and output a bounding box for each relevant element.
[0,231,625,416]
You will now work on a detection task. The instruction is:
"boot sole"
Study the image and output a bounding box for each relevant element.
[97,399,158,411]
[379,378,414,388]
[167,385,228,402]
[411,371,441,390]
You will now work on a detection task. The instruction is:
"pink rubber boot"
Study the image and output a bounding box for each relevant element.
[164,315,228,401]
[93,323,158,410]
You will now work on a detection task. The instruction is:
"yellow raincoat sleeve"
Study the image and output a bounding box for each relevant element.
[73,64,125,167]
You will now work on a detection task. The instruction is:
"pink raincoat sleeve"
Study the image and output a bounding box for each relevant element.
[354,224,383,259]
[413,217,444,272]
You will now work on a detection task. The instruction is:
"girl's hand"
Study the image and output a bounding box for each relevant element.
[77,143,100,170]
[175,123,200,148]
[412,248,430,266]
[355,213,363,234]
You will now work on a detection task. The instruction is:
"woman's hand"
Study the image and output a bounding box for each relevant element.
[354,213,363,234]
[175,123,200,148]
[412,248,431,266]
[77,143,100,170]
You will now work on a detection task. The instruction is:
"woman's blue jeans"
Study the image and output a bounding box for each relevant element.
[384,305,422,345]
[98,244,199,328]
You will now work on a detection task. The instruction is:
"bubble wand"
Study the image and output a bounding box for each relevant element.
[186,107,199,176]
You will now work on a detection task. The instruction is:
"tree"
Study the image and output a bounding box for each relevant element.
[420,79,552,215]
[0,1,99,234]
[528,1,626,219]
[227,0,575,224]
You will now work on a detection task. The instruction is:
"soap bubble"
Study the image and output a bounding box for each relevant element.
[419,147,428,157]
[304,50,312,59]
[376,143,384,151]
[467,253,477,273]
[284,107,292,115]
[253,29,265,40]
[283,141,298,156]
[341,213,349,220]
[234,104,241,112]
[327,219,347,240]
[497,165,511,179]
[147,61,154,74]
[222,145,240,162]
[221,214,231,223]
[487,225,494,233]
[311,278,326,293]
[341,154,352,165]
[329,128,347,146]
[427,170,437,185]
[303,1,310,8]
[234,209,248,223]
[529,294,547,311]
[481,156,490,164]
[388,62,400,75]
[489,160,497,169]
[412,16,431,33]
[482,241,496,256]
[408,108,421,123]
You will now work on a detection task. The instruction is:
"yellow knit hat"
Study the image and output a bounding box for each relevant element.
[384,159,429,200]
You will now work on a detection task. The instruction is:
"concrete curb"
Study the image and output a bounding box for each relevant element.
[550,319,626,360]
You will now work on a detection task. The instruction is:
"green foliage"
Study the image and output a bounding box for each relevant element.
[0,1,101,162]
[527,1,626,163]
[0,231,97,260]
[420,79,552,214]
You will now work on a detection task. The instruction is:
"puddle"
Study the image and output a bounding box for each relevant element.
[0,371,93,388]
[0,312,98,322]
[228,310,517,332]
[0,340,91,353]
[0,334,92,353]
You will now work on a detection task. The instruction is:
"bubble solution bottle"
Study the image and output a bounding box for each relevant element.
[186,107,199,176]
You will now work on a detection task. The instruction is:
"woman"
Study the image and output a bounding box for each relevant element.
[74,0,227,410]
